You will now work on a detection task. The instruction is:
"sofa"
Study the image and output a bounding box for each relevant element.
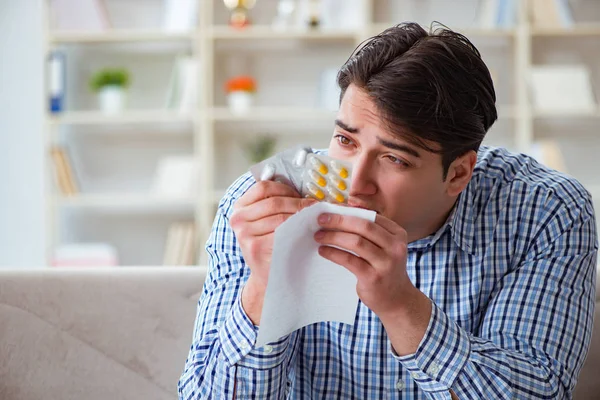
[0,267,598,399]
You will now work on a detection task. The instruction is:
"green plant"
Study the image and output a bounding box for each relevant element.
[244,135,277,164]
[89,68,131,92]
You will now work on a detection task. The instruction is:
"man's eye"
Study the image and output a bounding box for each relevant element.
[335,135,352,146]
[386,155,406,166]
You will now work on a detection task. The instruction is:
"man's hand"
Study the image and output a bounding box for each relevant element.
[230,180,316,325]
[314,212,432,355]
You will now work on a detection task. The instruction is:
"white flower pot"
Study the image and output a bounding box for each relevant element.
[227,91,254,114]
[98,85,126,114]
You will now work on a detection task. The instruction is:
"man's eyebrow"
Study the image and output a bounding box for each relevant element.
[335,119,359,134]
[377,137,421,158]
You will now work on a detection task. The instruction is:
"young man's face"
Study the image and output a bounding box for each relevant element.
[328,84,469,242]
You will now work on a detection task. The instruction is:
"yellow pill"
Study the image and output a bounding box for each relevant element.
[330,160,349,179]
[330,175,347,191]
[328,187,345,203]
[309,157,328,175]
[309,170,327,187]
[306,182,325,200]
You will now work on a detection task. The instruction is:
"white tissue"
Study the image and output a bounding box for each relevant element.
[255,202,376,347]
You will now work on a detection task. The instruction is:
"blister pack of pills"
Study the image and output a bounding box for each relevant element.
[249,145,353,203]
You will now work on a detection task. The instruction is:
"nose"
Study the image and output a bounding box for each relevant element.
[349,154,377,197]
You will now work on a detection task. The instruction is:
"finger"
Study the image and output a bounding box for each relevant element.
[245,213,295,236]
[317,213,391,248]
[236,180,300,208]
[374,214,405,236]
[314,230,383,263]
[318,245,370,280]
[241,196,317,222]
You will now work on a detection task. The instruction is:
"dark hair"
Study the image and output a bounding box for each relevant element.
[337,22,497,180]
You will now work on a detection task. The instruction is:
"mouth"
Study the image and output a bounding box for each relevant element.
[347,199,377,213]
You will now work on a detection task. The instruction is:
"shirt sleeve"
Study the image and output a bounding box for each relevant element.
[392,190,598,399]
[178,175,298,400]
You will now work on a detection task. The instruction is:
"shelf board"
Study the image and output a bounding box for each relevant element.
[531,25,600,37]
[47,110,195,126]
[209,25,358,40]
[56,194,197,211]
[587,184,600,199]
[370,23,515,38]
[210,107,337,122]
[533,107,600,119]
[211,106,517,122]
[49,30,195,44]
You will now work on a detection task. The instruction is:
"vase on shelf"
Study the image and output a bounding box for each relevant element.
[227,90,254,114]
[98,85,126,114]
[225,75,257,114]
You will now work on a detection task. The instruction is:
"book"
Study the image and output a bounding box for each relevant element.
[478,0,500,29]
[529,65,596,112]
[163,222,196,265]
[478,0,517,29]
[50,146,79,196]
[530,0,573,28]
[530,140,568,173]
[163,223,181,265]
[162,0,198,32]
[51,0,111,32]
[164,56,198,112]
[180,223,196,265]
[53,243,118,267]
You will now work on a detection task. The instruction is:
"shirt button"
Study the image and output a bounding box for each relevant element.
[263,344,273,354]
[396,380,405,391]
[240,339,249,350]
[411,372,420,380]
[429,362,441,376]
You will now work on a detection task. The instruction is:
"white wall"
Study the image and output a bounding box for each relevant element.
[0,0,46,266]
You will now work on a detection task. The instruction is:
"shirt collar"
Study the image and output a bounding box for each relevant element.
[449,184,478,256]
[407,183,477,256]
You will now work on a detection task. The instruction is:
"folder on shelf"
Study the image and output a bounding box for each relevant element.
[51,0,111,32]
[50,146,79,196]
[529,0,573,28]
[162,0,198,32]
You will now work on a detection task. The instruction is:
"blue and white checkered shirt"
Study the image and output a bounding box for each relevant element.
[179,146,598,399]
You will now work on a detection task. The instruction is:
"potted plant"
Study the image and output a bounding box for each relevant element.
[244,135,277,164]
[89,68,131,114]
[225,75,257,114]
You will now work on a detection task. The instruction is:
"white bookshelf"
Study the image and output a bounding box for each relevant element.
[47,110,195,125]
[57,194,196,210]
[49,30,196,44]
[533,107,600,119]
[209,107,337,122]
[43,0,600,266]
[210,25,359,40]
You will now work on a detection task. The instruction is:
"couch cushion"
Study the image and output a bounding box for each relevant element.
[0,267,205,400]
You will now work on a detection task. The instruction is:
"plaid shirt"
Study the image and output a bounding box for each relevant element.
[179,146,597,399]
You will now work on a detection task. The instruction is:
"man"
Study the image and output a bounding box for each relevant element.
[179,23,597,399]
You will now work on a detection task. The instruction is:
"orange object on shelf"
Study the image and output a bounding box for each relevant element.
[225,76,257,93]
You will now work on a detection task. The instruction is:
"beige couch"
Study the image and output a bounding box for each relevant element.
[0,267,597,399]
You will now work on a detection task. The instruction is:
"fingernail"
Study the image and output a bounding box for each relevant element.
[314,231,325,240]
[318,214,330,224]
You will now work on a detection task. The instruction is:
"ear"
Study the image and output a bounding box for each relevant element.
[445,151,477,197]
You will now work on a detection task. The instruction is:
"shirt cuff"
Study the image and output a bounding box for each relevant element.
[391,302,471,393]
[219,290,292,370]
